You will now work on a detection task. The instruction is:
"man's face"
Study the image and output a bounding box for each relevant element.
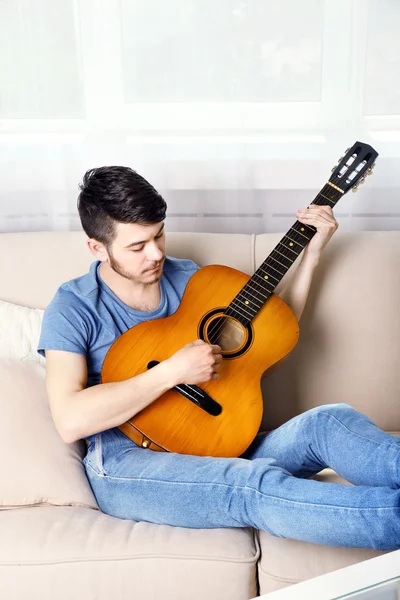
[105,221,166,285]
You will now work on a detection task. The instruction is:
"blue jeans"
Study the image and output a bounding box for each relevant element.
[83,403,400,550]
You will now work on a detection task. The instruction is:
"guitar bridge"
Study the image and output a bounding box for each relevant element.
[147,360,222,416]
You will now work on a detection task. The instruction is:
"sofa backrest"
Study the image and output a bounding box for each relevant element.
[0,231,255,307]
[0,230,399,433]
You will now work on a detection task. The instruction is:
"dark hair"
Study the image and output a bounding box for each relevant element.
[77,166,167,247]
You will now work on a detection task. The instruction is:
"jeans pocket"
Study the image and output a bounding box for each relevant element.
[84,434,106,476]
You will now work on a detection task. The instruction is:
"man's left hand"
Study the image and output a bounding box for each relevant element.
[296,205,338,262]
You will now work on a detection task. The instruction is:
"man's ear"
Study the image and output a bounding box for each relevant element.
[87,238,108,262]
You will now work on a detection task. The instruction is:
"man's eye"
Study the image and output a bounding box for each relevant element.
[131,233,163,253]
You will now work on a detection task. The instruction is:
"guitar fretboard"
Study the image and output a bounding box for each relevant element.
[226,183,342,325]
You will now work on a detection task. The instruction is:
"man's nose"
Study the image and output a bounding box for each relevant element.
[147,242,163,261]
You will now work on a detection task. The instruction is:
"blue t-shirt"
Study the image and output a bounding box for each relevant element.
[38,256,200,439]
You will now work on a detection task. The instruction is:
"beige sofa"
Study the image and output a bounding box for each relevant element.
[0,230,398,600]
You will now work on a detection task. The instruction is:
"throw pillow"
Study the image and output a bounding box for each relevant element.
[0,299,45,366]
[0,359,98,510]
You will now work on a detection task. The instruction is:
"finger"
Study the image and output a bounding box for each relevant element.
[312,206,335,220]
[318,205,335,216]
[298,206,334,219]
[210,344,222,354]
[297,209,335,223]
[299,203,333,209]
[298,214,333,226]
[300,204,334,212]
[298,207,334,218]
[192,339,206,346]
[298,217,338,233]
[298,220,337,233]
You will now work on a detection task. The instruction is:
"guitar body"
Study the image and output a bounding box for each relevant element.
[101,265,299,457]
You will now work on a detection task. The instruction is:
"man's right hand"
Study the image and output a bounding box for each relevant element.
[166,339,222,386]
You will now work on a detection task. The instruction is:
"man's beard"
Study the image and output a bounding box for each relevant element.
[108,252,164,285]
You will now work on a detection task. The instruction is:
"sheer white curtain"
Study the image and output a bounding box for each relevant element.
[0,0,399,234]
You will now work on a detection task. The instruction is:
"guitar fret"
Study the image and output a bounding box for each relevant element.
[231,298,257,318]
[245,283,274,302]
[280,243,301,259]
[254,275,275,292]
[291,226,312,241]
[283,234,304,250]
[301,223,316,234]
[245,281,270,300]
[235,279,271,310]
[257,266,280,284]
[259,262,284,279]
[274,246,296,262]
[319,193,335,205]
[238,294,262,309]
[267,256,287,272]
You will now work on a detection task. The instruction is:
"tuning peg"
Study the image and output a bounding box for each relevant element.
[359,176,366,185]
[367,166,374,175]
[345,147,350,153]
[352,185,359,193]
[331,166,336,172]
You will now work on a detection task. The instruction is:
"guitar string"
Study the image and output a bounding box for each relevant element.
[177,384,208,402]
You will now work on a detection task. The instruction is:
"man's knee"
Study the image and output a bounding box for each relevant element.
[309,403,355,419]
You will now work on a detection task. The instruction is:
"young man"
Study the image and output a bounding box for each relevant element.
[38,166,400,550]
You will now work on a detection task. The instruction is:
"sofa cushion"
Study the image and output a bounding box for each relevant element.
[0,359,98,510]
[257,467,391,594]
[0,299,45,366]
[0,506,259,600]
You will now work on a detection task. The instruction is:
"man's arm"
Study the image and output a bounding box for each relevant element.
[45,350,177,444]
[278,205,338,321]
[45,340,222,444]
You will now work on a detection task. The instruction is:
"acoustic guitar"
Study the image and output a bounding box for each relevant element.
[101,141,378,457]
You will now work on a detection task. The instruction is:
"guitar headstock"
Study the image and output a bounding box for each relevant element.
[330,141,378,193]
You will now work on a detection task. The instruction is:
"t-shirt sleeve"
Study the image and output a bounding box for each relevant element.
[37,300,90,359]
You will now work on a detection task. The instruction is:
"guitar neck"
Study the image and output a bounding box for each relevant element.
[226,182,344,325]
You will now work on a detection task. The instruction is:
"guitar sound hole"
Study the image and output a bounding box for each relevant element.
[206,316,245,352]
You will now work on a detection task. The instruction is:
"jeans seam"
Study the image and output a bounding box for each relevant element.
[94,435,105,476]
[320,411,393,447]
[85,458,104,478]
[92,472,400,511]
[392,446,400,488]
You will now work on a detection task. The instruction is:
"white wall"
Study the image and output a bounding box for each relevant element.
[0,0,399,234]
